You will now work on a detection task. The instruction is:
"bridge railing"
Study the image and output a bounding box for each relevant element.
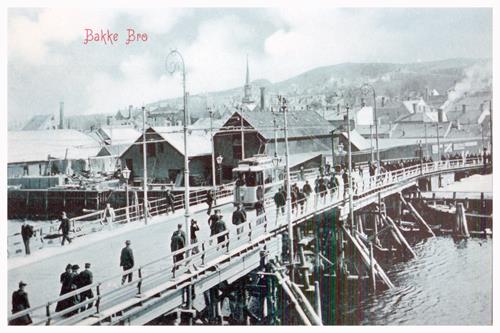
[8,184,234,257]
[8,157,487,324]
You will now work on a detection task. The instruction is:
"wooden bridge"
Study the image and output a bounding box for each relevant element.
[8,158,488,325]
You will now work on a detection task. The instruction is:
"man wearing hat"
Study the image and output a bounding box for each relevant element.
[9,281,32,325]
[170,224,186,268]
[56,264,73,313]
[78,263,94,311]
[208,209,220,233]
[67,264,81,316]
[120,240,134,284]
[58,211,72,246]
[21,221,34,255]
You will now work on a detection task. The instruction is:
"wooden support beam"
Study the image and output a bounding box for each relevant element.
[454,203,470,238]
[342,225,395,289]
[383,215,417,259]
[400,194,435,237]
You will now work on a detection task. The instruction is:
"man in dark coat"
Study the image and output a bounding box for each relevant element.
[232,203,247,226]
[190,219,200,255]
[208,209,220,231]
[297,189,306,214]
[21,222,34,255]
[55,264,73,313]
[120,240,134,284]
[255,199,265,216]
[10,281,32,325]
[206,189,214,215]
[67,265,81,316]
[274,188,285,216]
[59,211,72,245]
[211,216,228,245]
[164,189,176,215]
[171,224,187,266]
[78,263,94,311]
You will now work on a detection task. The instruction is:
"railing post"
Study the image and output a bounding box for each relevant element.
[137,268,143,295]
[45,302,51,325]
[95,284,101,314]
[201,242,206,266]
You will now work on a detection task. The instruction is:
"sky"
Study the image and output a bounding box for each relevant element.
[7,7,492,125]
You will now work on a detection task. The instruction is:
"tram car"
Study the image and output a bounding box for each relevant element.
[232,154,285,208]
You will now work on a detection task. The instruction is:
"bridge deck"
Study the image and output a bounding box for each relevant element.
[8,158,486,325]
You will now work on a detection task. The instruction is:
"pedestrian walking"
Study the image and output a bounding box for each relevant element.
[208,209,220,231]
[297,189,306,214]
[120,240,134,284]
[206,189,214,215]
[171,224,187,268]
[59,212,72,246]
[21,222,34,255]
[190,219,200,255]
[299,166,305,181]
[9,281,32,325]
[102,203,115,226]
[78,263,94,311]
[211,216,228,246]
[68,264,81,316]
[255,199,265,216]
[164,189,176,215]
[55,264,73,313]
[232,203,247,235]
[274,188,285,217]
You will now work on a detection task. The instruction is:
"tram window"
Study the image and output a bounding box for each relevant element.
[243,171,263,186]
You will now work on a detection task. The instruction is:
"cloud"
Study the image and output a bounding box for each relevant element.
[9,8,117,65]
[84,53,180,114]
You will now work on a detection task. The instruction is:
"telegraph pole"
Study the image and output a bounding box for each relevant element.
[346,104,355,230]
[142,106,148,225]
[209,108,217,193]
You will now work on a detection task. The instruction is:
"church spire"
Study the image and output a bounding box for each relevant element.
[245,54,250,85]
[242,55,253,104]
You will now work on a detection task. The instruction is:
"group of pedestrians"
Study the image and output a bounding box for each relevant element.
[54,263,94,317]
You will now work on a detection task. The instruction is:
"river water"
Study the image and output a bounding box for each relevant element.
[338,236,492,325]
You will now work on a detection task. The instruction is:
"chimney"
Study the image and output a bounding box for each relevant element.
[425,87,429,101]
[437,108,443,123]
[480,103,484,112]
[381,96,385,107]
[412,103,417,113]
[128,105,133,119]
[106,116,111,126]
[361,97,365,107]
[260,87,265,111]
[59,102,64,129]
[462,104,466,113]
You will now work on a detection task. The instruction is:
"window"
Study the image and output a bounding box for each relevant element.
[147,143,156,157]
[158,142,164,154]
[233,135,242,160]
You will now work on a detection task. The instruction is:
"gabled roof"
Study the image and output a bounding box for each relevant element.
[221,111,335,141]
[9,130,101,163]
[340,130,371,151]
[123,126,212,158]
[97,127,141,145]
[22,114,55,130]
[97,144,132,157]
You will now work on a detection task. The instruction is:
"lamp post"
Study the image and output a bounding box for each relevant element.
[209,108,217,196]
[142,106,148,225]
[345,103,355,231]
[216,155,223,185]
[122,166,131,222]
[418,140,423,174]
[166,50,190,251]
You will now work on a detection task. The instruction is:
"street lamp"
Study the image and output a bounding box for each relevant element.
[216,155,223,184]
[122,166,131,222]
[166,49,191,252]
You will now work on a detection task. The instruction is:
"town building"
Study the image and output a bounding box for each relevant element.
[119,126,213,186]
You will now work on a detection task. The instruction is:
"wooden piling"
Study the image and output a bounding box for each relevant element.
[454,203,470,238]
